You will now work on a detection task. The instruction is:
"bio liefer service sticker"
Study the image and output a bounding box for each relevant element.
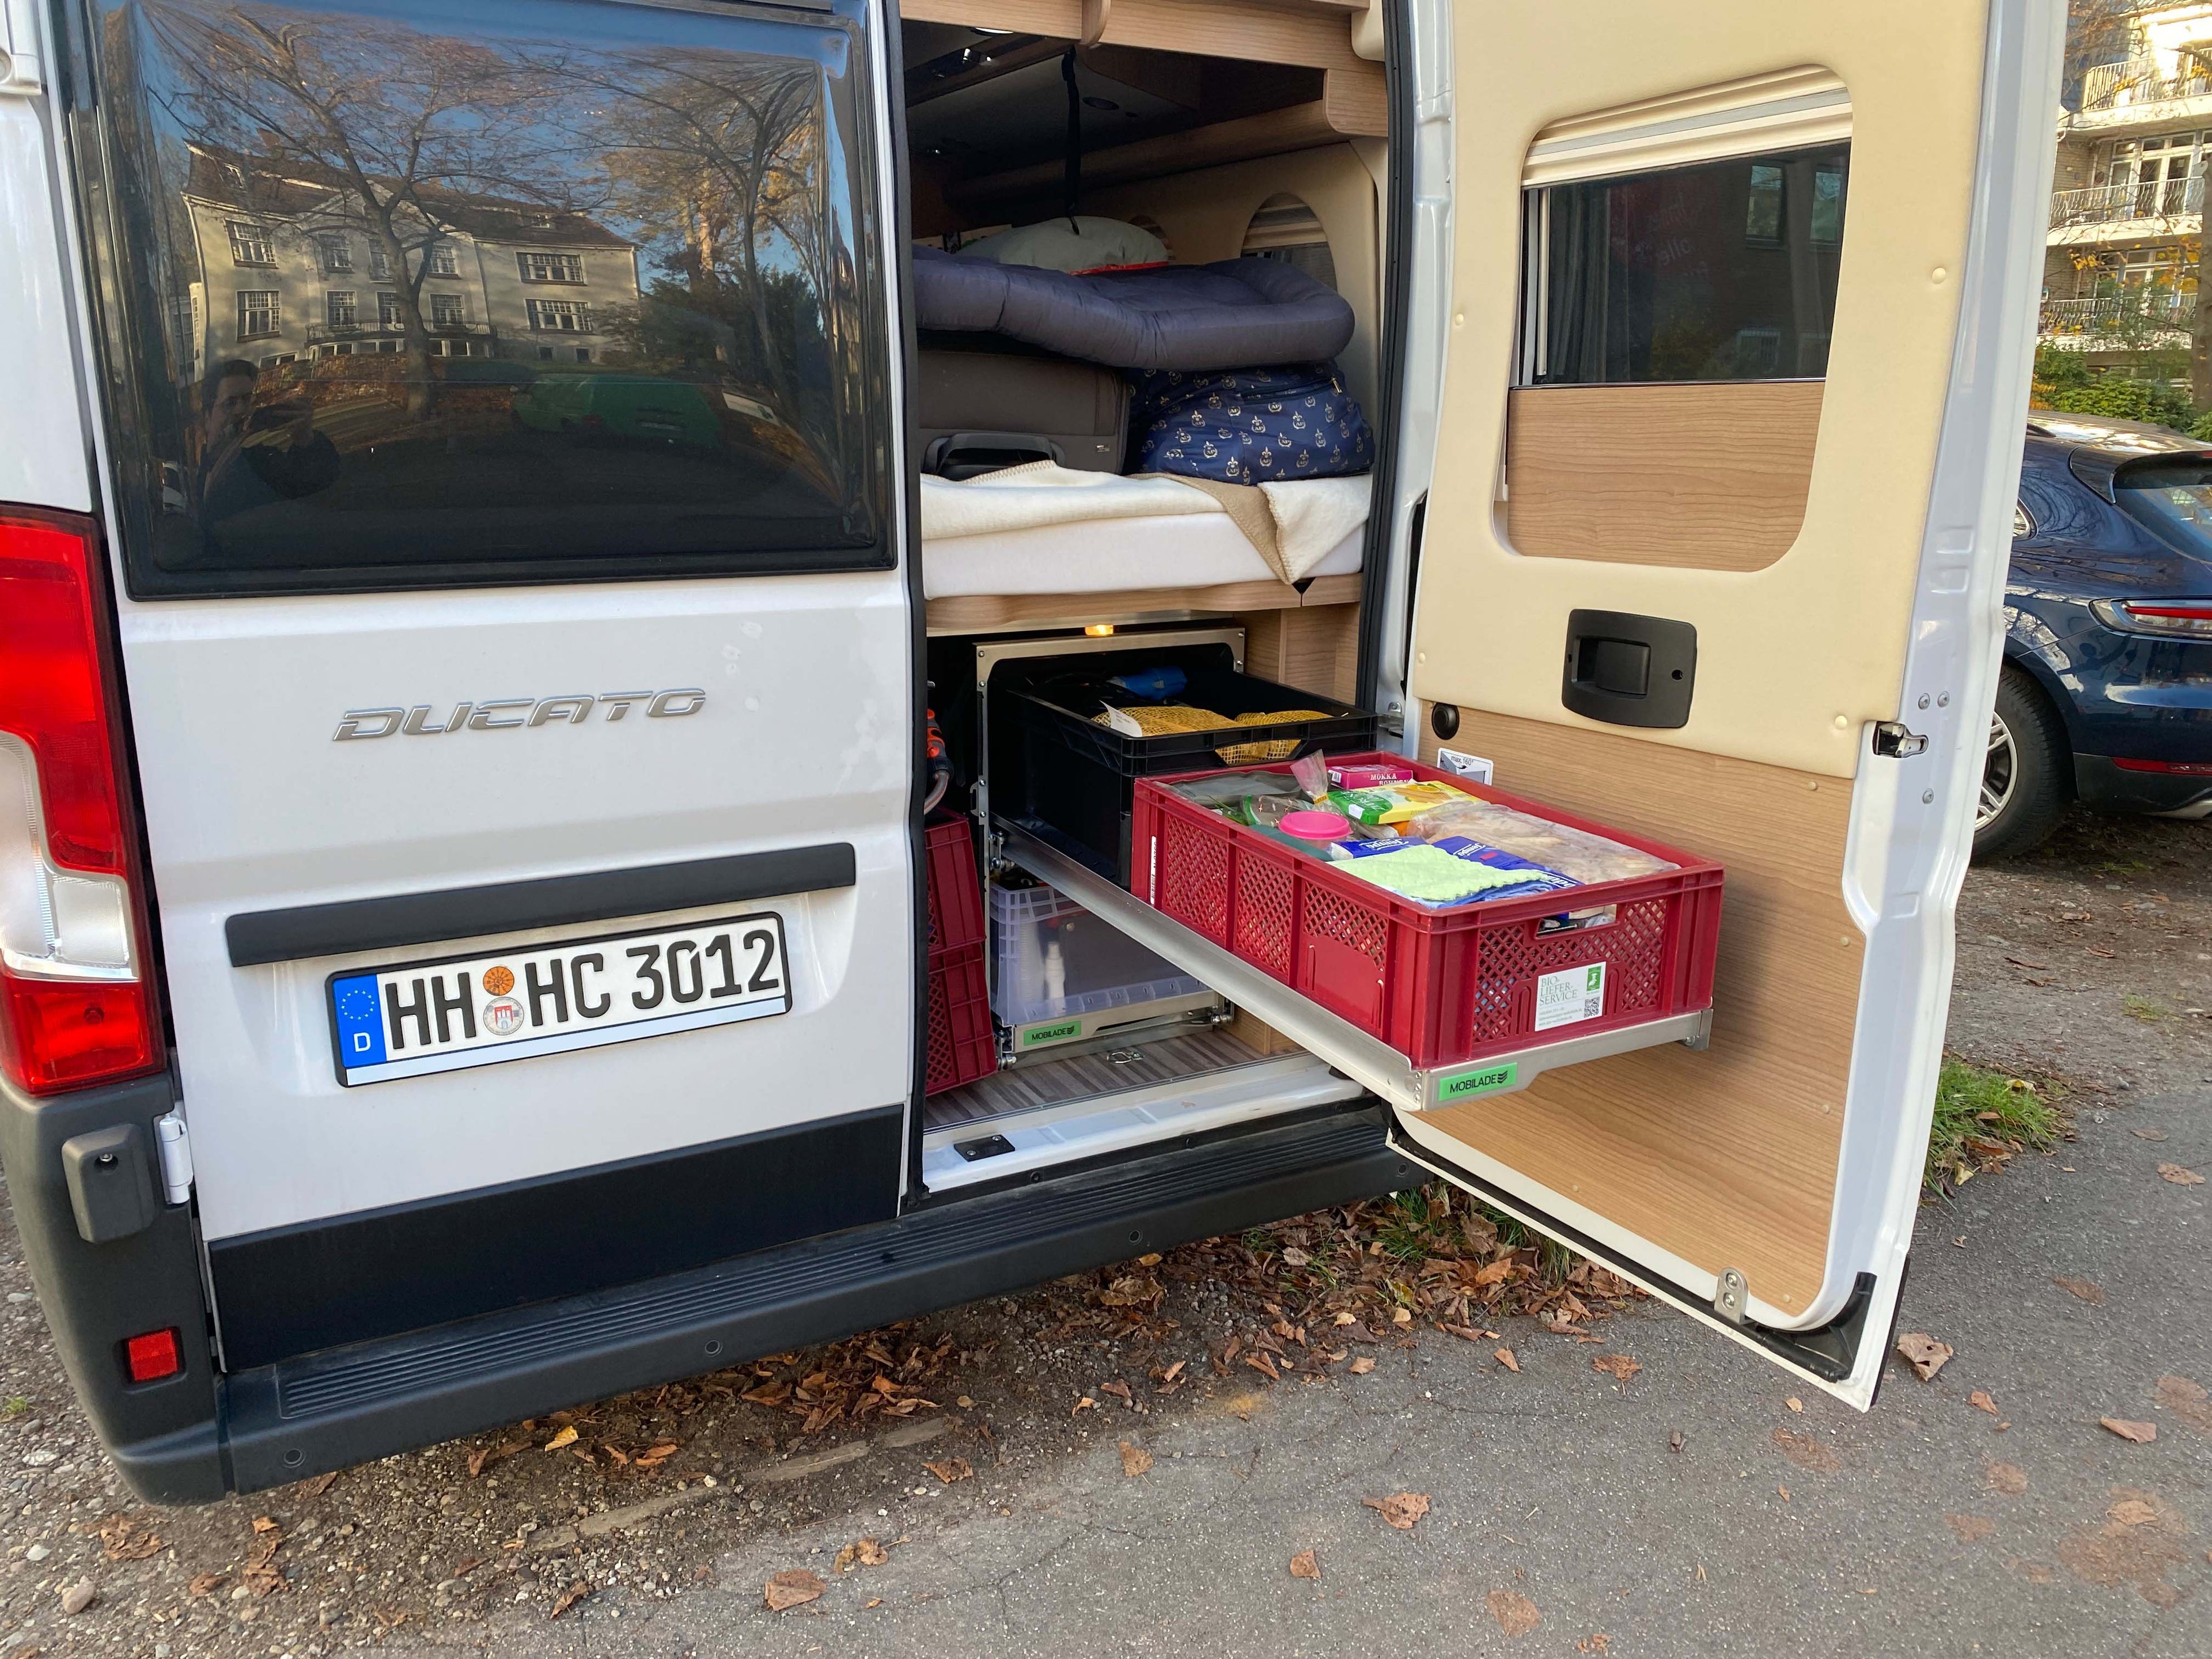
[1533,962,1607,1032]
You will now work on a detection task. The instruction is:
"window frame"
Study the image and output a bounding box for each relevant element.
[235,289,281,341]
[226,220,276,267]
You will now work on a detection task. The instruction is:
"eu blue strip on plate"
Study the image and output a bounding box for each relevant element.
[331,973,387,1068]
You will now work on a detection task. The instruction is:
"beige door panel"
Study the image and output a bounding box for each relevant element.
[1416,0,1990,781]
[1416,711,1857,1317]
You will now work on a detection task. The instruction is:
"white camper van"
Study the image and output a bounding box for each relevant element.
[0,0,2061,1500]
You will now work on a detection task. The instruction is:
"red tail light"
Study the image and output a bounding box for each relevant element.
[2091,597,2212,640]
[0,509,162,1095]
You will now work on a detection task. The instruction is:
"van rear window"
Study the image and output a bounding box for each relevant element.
[66,0,891,597]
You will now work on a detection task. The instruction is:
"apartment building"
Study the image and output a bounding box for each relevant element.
[176,145,641,382]
[2045,2,2212,375]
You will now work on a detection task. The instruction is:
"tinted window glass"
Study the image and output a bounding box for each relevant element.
[1525,145,1849,385]
[2115,461,2212,558]
[68,0,889,597]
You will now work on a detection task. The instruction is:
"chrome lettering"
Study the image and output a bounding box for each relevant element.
[467,699,533,730]
[334,708,405,741]
[598,692,653,722]
[646,688,706,719]
[528,695,595,727]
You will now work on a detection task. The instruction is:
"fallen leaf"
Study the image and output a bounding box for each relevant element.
[2101,1417,2158,1443]
[1896,1332,1954,1381]
[2109,1498,2158,1527]
[1348,1356,1376,1376]
[301,1471,338,1498]
[1099,1380,1134,1406]
[1136,1252,1162,1266]
[1785,1397,1804,1414]
[250,1516,280,1535]
[864,1597,883,1608]
[2153,1373,2212,1433]
[1494,1347,1520,1373]
[1119,1441,1153,1478]
[1771,1428,1841,1474]
[1971,1391,2000,1416]
[2052,1277,2105,1305]
[97,1516,162,1562]
[1071,1396,1096,1416]
[1987,1461,2029,1495]
[187,1573,226,1598]
[542,1426,578,1452]
[1281,1247,1311,1267]
[1155,1361,1185,1387]
[2157,1164,2205,1185]
[922,1458,972,1483]
[548,1581,591,1620]
[1289,1550,1321,1581]
[1245,1351,1282,1382]
[833,1537,889,1573]
[1363,1491,1431,1531]
[1591,1354,1642,1382]
[2132,1127,2168,1141]
[1486,1588,1541,1637]
[1577,1636,1612,1656]
[1946,1514,1995,1542]
[469,1441,523,1478]
[764,1569,826,1612]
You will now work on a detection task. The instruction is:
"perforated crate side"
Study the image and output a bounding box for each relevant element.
[925,941,995,1096]
[925,815,986,956]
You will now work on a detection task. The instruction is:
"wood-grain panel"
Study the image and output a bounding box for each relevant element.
[1504,382,1824,572]
[1237,601,1359,702]
[1416,709,1859,1316]
[925,574,1359,635]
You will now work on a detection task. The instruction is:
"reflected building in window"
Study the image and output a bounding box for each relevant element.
[176,144,641,374]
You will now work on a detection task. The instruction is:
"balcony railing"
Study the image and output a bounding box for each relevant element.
[2080,53,2212,113]
[2050,176,2205,229]
[305,320,493,344]
[2041,293,2198,338]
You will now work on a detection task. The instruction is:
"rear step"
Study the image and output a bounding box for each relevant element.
[200,1105,1411,1494]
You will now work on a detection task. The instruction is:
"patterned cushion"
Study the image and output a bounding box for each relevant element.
[1129,362,1373,483]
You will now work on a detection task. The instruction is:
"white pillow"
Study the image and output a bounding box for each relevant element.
[953,215,1169,274]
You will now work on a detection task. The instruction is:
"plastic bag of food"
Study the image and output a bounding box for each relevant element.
[1405,798,1673,884]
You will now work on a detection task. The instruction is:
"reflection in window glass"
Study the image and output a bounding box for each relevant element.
[1525,145,1849,386]
[2115,463,2212,558]
[70,0,888,596]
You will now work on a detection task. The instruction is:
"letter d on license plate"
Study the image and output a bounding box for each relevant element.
[328,912,789,1086]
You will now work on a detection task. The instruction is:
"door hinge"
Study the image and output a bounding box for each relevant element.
[153,1111,194,1206]
[1714,1267,1749,1325]
[1871,721,1927,758]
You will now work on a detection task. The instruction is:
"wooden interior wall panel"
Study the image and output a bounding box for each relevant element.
[899,0,1362,69]
[1503,382,1824,572]
[923,576,1361,636]
[1238,601,1360,702]
[1416,708,1859,1317]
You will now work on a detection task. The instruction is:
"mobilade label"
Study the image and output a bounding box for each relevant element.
[1021,1018,1084,1048]
[1434,1061,1517,1103]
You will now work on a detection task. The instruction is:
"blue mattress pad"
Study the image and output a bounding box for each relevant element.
[911,246,1354,373]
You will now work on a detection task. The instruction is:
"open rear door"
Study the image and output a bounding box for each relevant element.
[1387,0,2063,1403]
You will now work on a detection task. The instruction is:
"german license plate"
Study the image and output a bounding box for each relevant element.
[327,912,789,1086]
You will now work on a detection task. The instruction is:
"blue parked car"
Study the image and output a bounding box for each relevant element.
[1989,412,2212,858]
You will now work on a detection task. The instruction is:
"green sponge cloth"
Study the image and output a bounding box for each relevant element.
[1335,844,1527,906]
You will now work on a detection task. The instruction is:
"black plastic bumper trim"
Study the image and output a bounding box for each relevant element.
[208,1105,903,1372]
[200,1105,1414,1494]
[224,843,857,967]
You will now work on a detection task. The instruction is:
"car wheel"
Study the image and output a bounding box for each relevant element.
[1972,665,2070,861]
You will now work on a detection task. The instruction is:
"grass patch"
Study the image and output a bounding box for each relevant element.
[2123,993,2170,1023]
[1926,1058,2066,1198]
[0,1397,28,1421]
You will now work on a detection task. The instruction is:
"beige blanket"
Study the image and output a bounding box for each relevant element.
[917,461,1368,584]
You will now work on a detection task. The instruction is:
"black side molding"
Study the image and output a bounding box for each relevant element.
[225,843,857,967]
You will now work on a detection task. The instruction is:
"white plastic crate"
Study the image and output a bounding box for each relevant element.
[991,881,1210,1032]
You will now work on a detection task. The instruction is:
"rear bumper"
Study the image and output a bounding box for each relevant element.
[73,1103,1412,1499]
[2074,753,2212,815]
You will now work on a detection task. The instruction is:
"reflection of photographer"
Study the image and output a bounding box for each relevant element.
[198,358,340,521]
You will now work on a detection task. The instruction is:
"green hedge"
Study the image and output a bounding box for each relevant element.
[2038,376,2198,430]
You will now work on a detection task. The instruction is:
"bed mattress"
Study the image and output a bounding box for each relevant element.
[922,514,1363,600]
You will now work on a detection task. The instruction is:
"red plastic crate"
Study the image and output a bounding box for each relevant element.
[925,940,997,1096]
[1128,752,1723,1073]
[924,813,986,955]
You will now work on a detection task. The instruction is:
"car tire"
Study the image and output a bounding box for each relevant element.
[1973,664,2070,861]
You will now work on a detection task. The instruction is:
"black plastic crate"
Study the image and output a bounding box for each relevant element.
[992,651,1376,882]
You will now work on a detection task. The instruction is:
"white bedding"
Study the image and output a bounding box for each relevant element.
[923,514,1363,599]
[919,465,1369,599]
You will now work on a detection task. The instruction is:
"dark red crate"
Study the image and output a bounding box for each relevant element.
[1129,752,1723,1073]
[925,940,997,1096]
[924,813,986,955]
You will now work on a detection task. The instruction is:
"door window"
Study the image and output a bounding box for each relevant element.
[66,0,891,597]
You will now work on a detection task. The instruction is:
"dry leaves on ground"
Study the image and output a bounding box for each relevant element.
[2132,1126,2168,1141]
[2101,1417,2158,1443]
[1348,1356,1376,1376]
[1495,1347,1520,1373]
[1591,1354,1641,1382]
[541,1426,578,1452]
[1118,1441,1153,1478]
[1971,1390,2000,1416]
[1487,1588,1541,1637]
[548,1581,591,1620]
[2157,1164,2206,1185]
[97,1515,162,1562]
[187,1573,226,1598]
[2052,1276,2105,1304]
[1363,1491,1431,1530]
[2153,1373,2212,1433]
[737,1329,960,1434]
[1946,1513,1996,1541]
[1576,1637,1611,1656]
[1771,1428,1841,1474]
[922,1458,972,1484]
[1289,1550,1321,1581]
[833,1538,888,1574]
[1988,1461,2029,1495]
[1896,1332,1954,1381]
[764,1569,827,1612]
